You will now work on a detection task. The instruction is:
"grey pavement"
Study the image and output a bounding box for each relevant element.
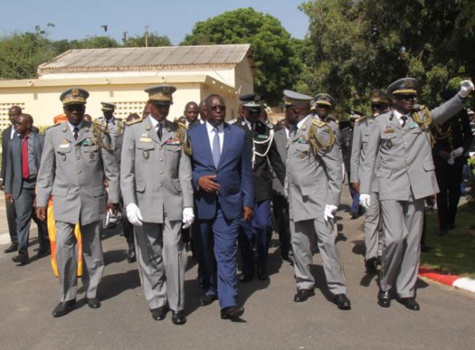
[0,185,474,350]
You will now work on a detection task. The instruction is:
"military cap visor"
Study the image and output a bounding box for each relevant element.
[283,90,313,107]
[60,88,89,105]
[388,77,418,95]
[313,93,334,107]
[145,84,176,105]
[101,102,116,111]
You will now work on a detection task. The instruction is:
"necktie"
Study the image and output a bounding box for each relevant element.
[400,115,407,127]
[22,135,29,179]
[290,125,298,137]
[212,128,221,168]
[157,123,163,141]
[73,127,79,140]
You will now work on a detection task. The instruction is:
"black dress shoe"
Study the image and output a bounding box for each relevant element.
[36,247,51,259]
[52,300,76,317]
[293,288,315,302]
[4,243,18,254]
[239,272,254,283]
[257,264,268,280]
[334,294,351,310]
[377,290,391,308]
[12,251,29,265]
[151,304,169,320]
[86,297,101,309]
[398,297,420,311]
[171,310,187,325]
[220,306,244,320]
[127,247,136,263]
[365,257,378,273]
[200,294,218,306]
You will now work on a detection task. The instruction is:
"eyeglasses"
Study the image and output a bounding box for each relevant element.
[395,95,416,100]
[65,104,84,111]
[209,105,226,111]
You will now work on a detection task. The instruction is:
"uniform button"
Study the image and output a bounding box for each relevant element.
[77,170,81,174]
[160,146,163,150]
[159,183,162,187]
[76,156,80,160]
[159,170,163,174]
[159,158,163,162]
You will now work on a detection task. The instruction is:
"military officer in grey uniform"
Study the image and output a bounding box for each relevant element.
[350,90,391,273]
[120,85,194,325]
[311,93,341,145]
[96,102,137,263]
[284,90,351,310]
[36,88,120,317]
[359,78,474,310]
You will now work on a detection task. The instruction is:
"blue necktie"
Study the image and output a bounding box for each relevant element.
[212,128,221,168]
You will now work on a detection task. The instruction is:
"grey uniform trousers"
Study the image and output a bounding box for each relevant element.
[55,220,104,302]
[380,196,424,298]
[135,218,186,312]
[290,218,347,295]
[364,191,384,261]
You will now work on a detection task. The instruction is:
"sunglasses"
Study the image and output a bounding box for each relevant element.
[65,104,85,111]
[209,105,226,111]
[396,95,416,100]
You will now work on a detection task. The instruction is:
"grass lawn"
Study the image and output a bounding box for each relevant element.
[421,200,475,279]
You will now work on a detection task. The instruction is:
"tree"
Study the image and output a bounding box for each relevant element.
[181,7,303,105]
[70,36,120,49]
[299,0,475,113]
[126,32,172,47]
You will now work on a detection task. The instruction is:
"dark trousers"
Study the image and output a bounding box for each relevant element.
[271,194,291,257]
[348,172,361,215]
[14,185,48,253]
[195,209,240,308]
[435,159,464,230]
[5,196,18,245]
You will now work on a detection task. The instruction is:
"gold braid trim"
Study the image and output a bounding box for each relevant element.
[175,121,192,156]
[412,105,434,147]
[309,119,335,152]
[92,119,113,152]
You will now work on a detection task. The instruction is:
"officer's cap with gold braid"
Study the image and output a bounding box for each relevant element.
[243,101,263,113]
[370,89,391,104]
[101,102,116,111]
[145,84,176,105]
[387,77,418,96]
[283,90,313,107]
[313,93,335,107]
[60,88,89,105]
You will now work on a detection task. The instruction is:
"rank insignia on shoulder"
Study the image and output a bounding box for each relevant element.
[228,118,238,125]
[125,117,142,126]
[356,116,368,123]
[311,119,326,128]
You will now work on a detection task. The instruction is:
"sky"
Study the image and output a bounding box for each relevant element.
[1,0,309,44]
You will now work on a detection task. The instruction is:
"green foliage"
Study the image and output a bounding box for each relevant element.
[125,33,172,47]
[181,8,303,105]
[299,0,475,113]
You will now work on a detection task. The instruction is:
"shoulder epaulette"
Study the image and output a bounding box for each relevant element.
[311,118,326,128]
[125,117,143,126]
[356,116,368,123]
[174,120,188,130]
[46,123,61,130]
[228,118,238,125]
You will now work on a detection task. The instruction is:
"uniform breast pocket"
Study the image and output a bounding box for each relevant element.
[82,145,99,161]
[137,142,155,162]
[57,144,72,162]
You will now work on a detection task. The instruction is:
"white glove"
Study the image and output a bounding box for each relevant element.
[126,203,143,226]
[458,80,474,99]
[448,153,455,165]
[359,194,371,209]
[323,204,338,222]
[452,147,464,157]
[182,207,195,229]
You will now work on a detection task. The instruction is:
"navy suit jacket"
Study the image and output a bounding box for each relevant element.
[188,122,254,220]
[4,131,44,200]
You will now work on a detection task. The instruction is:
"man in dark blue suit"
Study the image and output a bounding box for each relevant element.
[4,114,49,265]
[188,94,254,320]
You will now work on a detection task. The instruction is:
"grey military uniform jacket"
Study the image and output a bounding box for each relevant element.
[36,121,120,225]
[271,127,288,196]
[360,95,466,201]
[285,115,342,222]
[120,117,193,224]
[350,116,380,193]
